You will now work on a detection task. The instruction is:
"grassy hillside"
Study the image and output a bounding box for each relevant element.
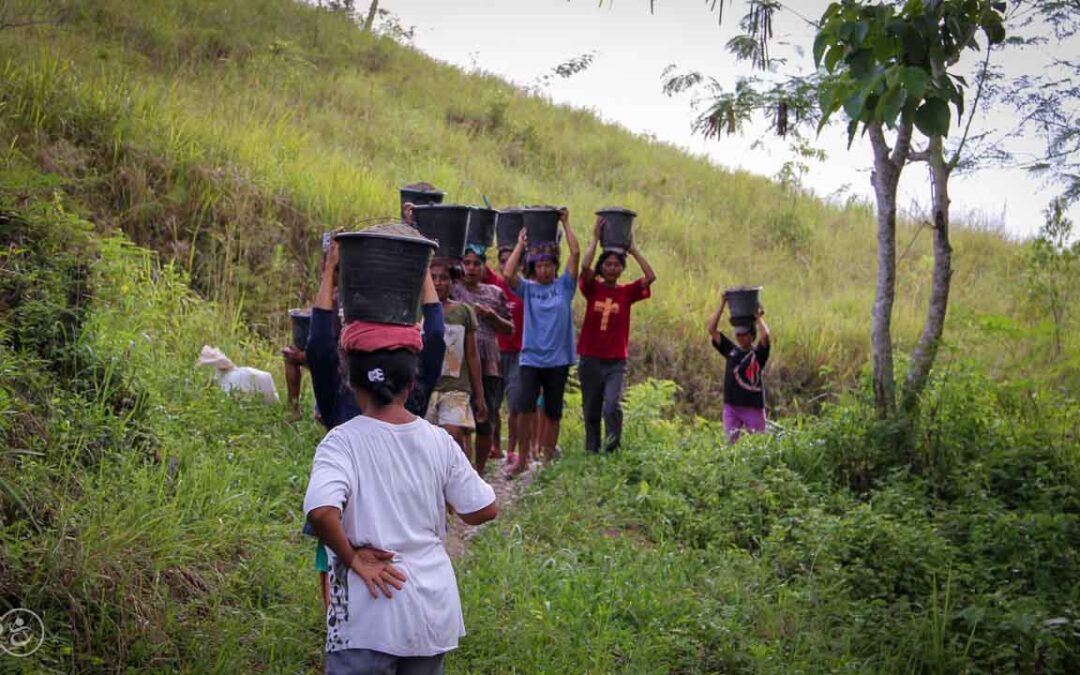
[2,3,1079,672]
[2,168,1077,672]
[0,0,1072,415]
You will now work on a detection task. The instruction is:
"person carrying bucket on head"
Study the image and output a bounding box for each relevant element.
[577,216,657,454]
[501,207,580,476]
[304,308,496,675]
[427,259,488,462]
[707,293,772,443]
[304,233,446,610]
[454,244,513,475]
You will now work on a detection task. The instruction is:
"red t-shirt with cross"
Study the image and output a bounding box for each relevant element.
[576,276,651,360]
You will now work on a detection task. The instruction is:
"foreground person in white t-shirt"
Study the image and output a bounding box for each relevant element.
[304,334,497,675]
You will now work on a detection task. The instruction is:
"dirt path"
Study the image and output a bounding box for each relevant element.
[445,458,538,558]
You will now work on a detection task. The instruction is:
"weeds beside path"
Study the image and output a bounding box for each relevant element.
[446,459,538,559]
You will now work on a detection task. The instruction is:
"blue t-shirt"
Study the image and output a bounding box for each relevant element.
[513,271,577,368]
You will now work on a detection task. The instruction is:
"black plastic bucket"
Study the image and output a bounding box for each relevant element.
[288,308,311,349]
[399,183,445,220]
[412,204,470,260]
[596,207,637,253]
[496,209,524,250]
[522,207,561,245]
[725,286,762,324]
[466,207,498,248]
[335,225,437,325]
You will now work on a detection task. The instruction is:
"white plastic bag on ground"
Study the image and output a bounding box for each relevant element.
[197,345,280,404]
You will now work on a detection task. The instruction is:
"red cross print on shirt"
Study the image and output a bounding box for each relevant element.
[593,296,621,332]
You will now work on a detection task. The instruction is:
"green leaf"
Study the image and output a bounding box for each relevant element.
[914,97,950,137]
[851,20,870,46]
[848,49,874,80]
[846,118,859,148]
[843,87,869,120]
[813,31,830,67]
[878,85,908,126]
[901,66,928,100]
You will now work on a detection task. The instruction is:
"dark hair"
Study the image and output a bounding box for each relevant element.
[429,258,463,281]
[345,349,418,407]
[594,250,627,276]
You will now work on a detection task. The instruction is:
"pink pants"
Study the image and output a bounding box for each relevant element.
[723,404,766,443]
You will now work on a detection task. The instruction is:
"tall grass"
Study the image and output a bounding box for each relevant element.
[1,0,1071,414]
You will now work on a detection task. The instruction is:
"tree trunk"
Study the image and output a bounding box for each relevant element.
[867,122,905,417]
[902,135,952,413]
[362,0,379,32]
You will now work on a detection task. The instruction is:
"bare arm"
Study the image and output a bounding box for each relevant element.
[755,309,770,347]
[562,208,581,282]
[476,304,513,335]
[503,228,526,290]
[629,243,657,287]
[307,506,406,598]
[457,500,498,525]
[580,216,601,284]
[707,297,727,343]
[465,322,487,423]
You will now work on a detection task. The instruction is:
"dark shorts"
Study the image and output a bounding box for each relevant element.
[325,648,445,675]
[498,351,525,414]
[471,375,501,436]
[518,365,571,419]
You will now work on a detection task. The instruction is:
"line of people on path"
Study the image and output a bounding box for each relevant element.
[287,201,773,674]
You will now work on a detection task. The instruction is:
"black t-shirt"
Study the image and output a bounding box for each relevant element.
[712,334,770,409]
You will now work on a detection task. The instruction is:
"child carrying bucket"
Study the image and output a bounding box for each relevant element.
[501,207,580,476]
[577,215,657,454]
[707,289,772,443]
[427,259,488,460]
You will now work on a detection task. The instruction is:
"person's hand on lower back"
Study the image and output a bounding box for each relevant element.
[350,546,406,599]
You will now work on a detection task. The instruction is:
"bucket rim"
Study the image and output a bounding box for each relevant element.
[724,285,764,294]
[334,229,438,249]
[468,206,498,215]
[412,203,471,214]
[398,185,445,197]
[288,308,312,319]
[521,205,561,213]
[596,206,638,217]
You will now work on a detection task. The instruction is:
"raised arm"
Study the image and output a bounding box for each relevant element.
[579,216,601,285]
[503,228,527,291]
[629,242,657,288]
[755,309,770,347]
[562,208,581,282]
[707,295,727,344]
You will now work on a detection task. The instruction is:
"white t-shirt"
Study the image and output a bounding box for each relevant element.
[303,415,495,657]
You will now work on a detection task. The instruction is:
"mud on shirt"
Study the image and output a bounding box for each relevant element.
[712,334,770,409]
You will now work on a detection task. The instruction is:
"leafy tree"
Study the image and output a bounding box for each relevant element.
[646,0,1006,418]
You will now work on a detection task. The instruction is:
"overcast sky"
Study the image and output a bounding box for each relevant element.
[381,0,1077,239]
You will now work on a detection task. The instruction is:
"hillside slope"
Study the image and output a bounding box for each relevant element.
[1,0,1070,414]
